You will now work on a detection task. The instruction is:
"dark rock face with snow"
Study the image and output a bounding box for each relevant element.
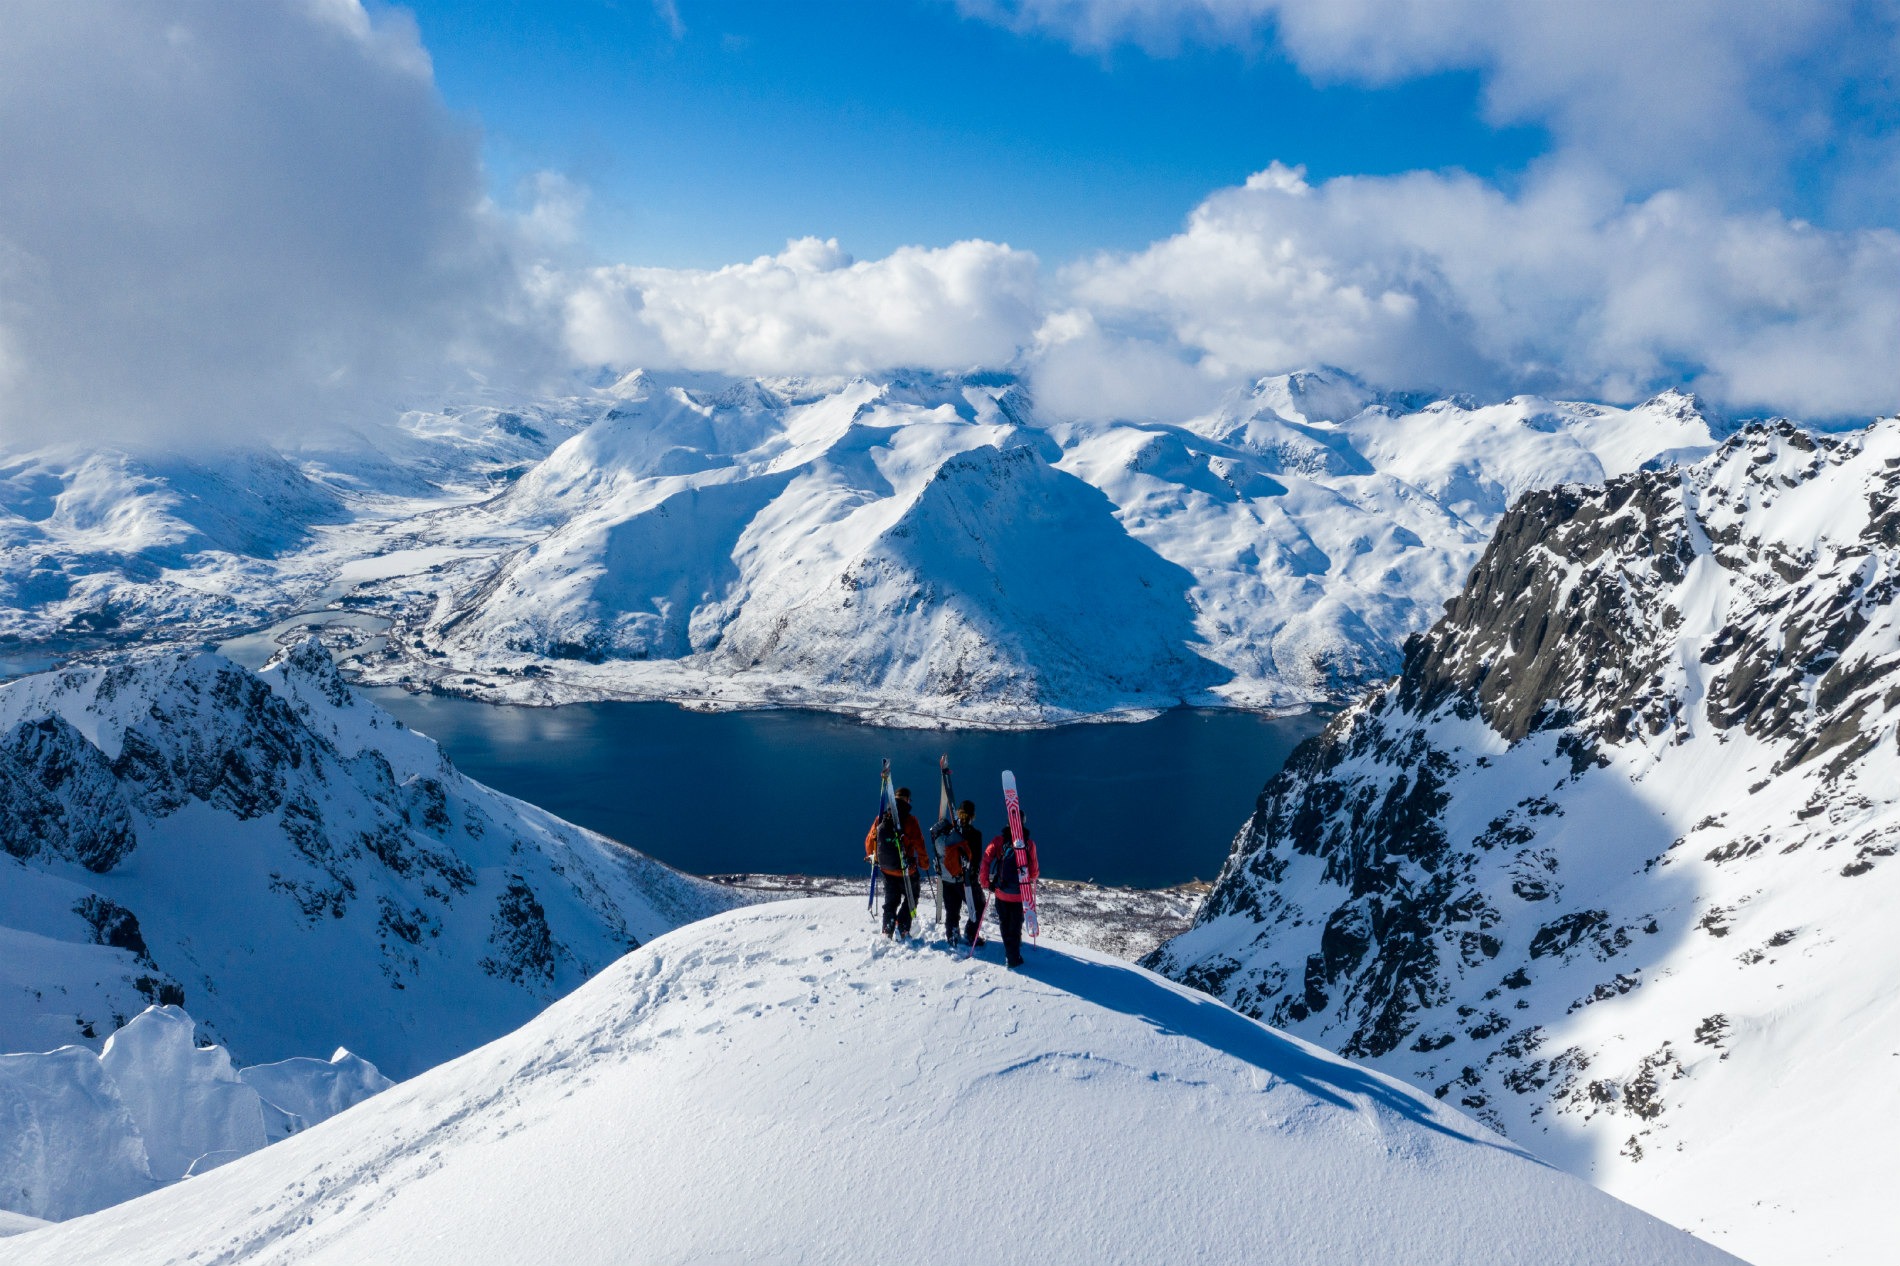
[1147,419,1900,1265]
[0,642,743,1077]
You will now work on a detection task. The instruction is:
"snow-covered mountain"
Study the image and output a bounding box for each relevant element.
[1147,420,1900,1265]
[0,446,346,643]
[0,400,601,652]
[317,369,1724,723]
[0,1005,390,1221]
[5,900,1738,1265]
[3,369,1728,723]
[0,640,745,1077]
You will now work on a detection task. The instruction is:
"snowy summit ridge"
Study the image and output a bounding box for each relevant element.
[8,901,1739,1266]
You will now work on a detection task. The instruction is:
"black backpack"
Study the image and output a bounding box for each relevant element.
[987,837,1021,892]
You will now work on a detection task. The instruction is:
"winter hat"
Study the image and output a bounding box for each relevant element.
[895,787,912,803]
[960,799,976,815]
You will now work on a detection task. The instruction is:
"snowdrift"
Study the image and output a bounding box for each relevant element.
[0,1006,389,1221]
[10,901,1737,1265]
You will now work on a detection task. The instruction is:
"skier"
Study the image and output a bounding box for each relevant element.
[938,799,986,947]
[864,786,929,938]
[980,817,1040,968]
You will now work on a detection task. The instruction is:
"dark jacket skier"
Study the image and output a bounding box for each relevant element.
[865,788,929,937]
[980,826,1039,967]
[937,800,985,946]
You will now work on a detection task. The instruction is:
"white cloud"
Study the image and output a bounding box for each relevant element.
[559,236,1042,377]
[0,0,556,450]
[3,1,1892,448]
[546,161,1900,421]
[1060,163,1900,418]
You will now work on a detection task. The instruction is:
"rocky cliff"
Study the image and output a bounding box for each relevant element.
[1148,419,1900,1265]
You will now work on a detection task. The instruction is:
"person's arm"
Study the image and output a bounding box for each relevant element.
[865,820,879,863]
[979,841,996,891]
[1028,839,1040,883]
[905,817,928,870]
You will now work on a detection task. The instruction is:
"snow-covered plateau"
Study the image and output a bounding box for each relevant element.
[0,638,745,1078]
[0,1005,390,1221]
[1148,419,1900,1265]
[4,900,1740,1266]
[2,369,1725,725]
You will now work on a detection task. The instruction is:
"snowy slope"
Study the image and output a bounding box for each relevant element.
[0,640,746,1076]
[0,400,602,653]
[317,369,1724,723]
[1148,420,1900,1264]
[7,901,1738,1266]
[0,1005,390,1222]
[0,446,346,643]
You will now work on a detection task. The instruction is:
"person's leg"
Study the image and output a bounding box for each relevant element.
[943,881,963,941]
[896,873,915,937]
[881,872,904,935]
[999,900,1024,965]
[965,886,986,944]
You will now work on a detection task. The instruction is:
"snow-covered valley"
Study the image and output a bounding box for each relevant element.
[2,369,1724,725]
[1149,420,1900,1264]
[5,901,1740,1266]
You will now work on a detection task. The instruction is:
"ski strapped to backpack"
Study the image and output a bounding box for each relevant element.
[1000,770,1039,942]
[930,755,958,941]
[872,759,919,936]
[868,759,891,916]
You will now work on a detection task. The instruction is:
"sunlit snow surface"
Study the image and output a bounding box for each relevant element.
[8,901,1738,1266]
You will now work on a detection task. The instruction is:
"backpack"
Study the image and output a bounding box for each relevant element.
[987,839,1019,892]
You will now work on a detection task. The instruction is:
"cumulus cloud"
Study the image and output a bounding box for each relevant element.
[959,0,1900,219]
[558,236,1042,377]
[0,0,555,450]
[543,163,1900,420]
[1061,163,1900,418]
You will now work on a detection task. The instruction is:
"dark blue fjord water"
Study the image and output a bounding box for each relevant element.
[364,692,1327,889]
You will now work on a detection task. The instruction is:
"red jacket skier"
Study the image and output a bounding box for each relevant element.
[865,788,929,938]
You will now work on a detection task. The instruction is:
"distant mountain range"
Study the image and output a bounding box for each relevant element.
[1148,420,1900,1265]
[1,368,1732,724]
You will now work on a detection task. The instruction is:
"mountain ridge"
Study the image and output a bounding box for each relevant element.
[1147,417,1900,1265]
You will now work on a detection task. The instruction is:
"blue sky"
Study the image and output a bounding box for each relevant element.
[400,0,1546,266]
